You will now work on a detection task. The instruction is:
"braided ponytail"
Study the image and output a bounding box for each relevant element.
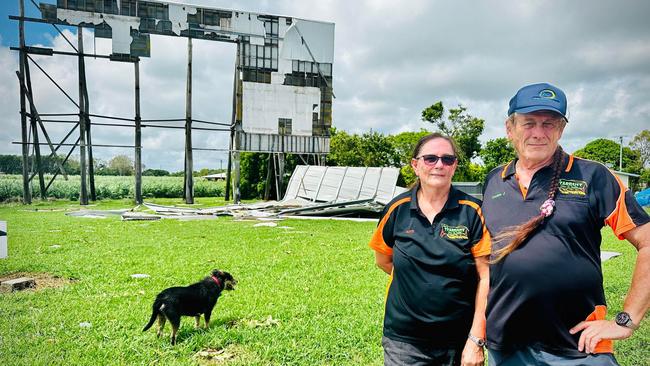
[491,147,565,263]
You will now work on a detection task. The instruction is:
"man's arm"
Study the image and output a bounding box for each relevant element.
[375,252,393,275]
[570,222,650,353]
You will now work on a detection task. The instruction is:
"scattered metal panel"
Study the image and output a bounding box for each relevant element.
[282,165,404,204]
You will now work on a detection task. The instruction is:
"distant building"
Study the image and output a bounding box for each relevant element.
[203,173,227,181]
[453,182,483,200]
[612,170,640,190]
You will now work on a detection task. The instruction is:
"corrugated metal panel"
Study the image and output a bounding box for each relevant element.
[283,165,402,204]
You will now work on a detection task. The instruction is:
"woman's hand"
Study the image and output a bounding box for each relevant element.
[460,338,485,366]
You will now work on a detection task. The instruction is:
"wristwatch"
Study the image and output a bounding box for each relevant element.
[615,312,639,330]
[468,334,486,347]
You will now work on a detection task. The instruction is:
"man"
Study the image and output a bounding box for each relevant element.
[481,82,650,365]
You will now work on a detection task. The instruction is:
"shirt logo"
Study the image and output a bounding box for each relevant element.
[558,179,587,196]
[491,191,506,200]
[404,229,415,235]
[440,223,469,240]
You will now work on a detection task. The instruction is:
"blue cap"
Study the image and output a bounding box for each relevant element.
[508,82,567,119]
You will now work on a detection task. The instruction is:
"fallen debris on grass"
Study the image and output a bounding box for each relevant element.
[0,272,75,293]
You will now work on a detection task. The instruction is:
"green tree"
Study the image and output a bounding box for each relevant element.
[421,102,485,181]
[328,128,398,168]
[388,130,430,186]
[238,153,267,199]
[143,169,170,176]
[358,131,399,167]
[108,154,134,176]
[573,138,642,174]
[640,168,650,187]
[327,128,363,166]
[480,137,516,173]
[421,101,444,126]
[630,130,650,168]
[0,155,23,174]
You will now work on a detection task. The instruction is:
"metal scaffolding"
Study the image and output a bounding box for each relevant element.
[11,0,335,205]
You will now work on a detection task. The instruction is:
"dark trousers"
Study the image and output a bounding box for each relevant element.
[382,336,462,366]
[488,347,620,366]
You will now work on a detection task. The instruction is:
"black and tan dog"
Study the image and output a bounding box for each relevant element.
[142,269,237,345]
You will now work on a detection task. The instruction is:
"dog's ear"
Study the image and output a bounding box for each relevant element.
[211,269,223,277]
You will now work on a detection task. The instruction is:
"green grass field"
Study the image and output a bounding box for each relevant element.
[0,175,225,201]
[0,199,648,365]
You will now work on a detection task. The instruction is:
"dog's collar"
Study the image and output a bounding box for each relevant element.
[210,275,222,288]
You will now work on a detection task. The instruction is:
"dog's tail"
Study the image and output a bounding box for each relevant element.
[142,301,161,332]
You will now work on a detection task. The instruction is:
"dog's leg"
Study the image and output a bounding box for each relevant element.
[156,314,166,338]
[168,314,181,345]
[204,310,212,328]
[194,316,200,329]
[170,323,179,345]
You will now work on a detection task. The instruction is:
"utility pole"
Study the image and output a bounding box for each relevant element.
[619,136,623,171]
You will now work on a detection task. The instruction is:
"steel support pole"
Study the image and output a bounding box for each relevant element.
[18,0,32,204]
[77,27,88,205]
[134,59,143,204]
[184,37,194,204]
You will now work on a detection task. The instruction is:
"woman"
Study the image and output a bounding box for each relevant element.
[369,133,491,366]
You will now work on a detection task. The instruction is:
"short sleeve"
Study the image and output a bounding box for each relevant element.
[459,199,492,257]
[368,197,410,256]
[595,168,650,239]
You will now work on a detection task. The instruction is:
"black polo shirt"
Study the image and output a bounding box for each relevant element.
[369,185,491,346]
[482,154,650,357]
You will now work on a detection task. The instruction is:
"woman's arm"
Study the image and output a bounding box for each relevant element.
[461,255,489,366]
[375,251,393,275]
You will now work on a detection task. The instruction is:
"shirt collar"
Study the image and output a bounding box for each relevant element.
[410,182,461,212]
[501,153,569,180]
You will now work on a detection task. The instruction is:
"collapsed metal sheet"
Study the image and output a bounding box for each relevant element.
[283,165,404,205]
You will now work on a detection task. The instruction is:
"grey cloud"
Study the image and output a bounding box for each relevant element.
[1,0,649,171]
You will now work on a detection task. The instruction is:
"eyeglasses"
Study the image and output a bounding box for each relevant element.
[416,154,457,166]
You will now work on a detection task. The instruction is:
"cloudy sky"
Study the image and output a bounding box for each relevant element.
[1,0,649,171]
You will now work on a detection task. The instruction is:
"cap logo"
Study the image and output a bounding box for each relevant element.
[538,89,556,99]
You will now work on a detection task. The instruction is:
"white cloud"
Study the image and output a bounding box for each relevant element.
[1,0,650,171]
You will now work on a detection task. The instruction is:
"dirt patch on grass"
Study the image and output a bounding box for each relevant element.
[225,315,280,329]
[195,344,255,365]
[0,272,76,292]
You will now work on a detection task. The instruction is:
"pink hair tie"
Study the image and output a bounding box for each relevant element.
[540,199,555,217]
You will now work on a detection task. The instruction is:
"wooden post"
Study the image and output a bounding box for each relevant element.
[232,151,241,203]
[276,153,285,200]
[84,75,96,201]
[264,154,273,200]
[18,0,31,204]
[184,37,194,204]
[225,42,240,201]
[134,59,143,204]
[25,64,46,199]
[77,26,88,205]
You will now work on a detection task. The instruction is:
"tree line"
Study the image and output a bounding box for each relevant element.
[2,101,649,199]
[0,154,222,178]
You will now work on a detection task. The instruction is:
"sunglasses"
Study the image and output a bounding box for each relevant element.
[416,154,457,166]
